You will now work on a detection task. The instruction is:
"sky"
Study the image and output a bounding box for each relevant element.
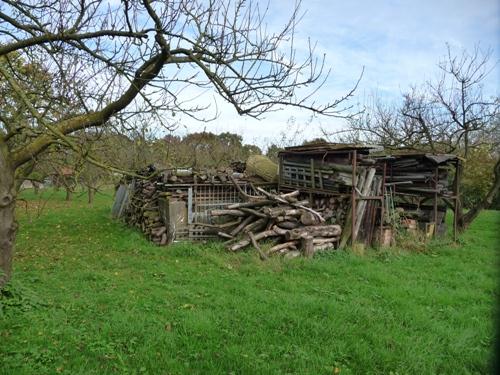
[173,0,500,149]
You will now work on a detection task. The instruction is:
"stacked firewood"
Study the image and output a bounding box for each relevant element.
[385,157,451,195]
[160,167,252,185]
[211,186,342,258]
[123,178,168,245]
[307,195,350,225]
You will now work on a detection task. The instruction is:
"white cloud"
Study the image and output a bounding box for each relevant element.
[170,0,500,148]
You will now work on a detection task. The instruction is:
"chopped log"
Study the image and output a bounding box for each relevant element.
[217,231,234,239]
[285,225,342,240]
[272,226,289,236]
[313,238,338,245]
[230,215,255,236]
[292,203,325,223]
[160,233,168,245]
[255,189,311,212]
[243,217,268,233]
[240,207,269,219]
[151,226,167,236]
[256,187,289,203]
[276,221,300,229]
[173,168,193,177]
[267,241,299,254]
[229,230,280,251]
[248,231,268,260]
[227,200,274,209]
[193,219,241,229]
[265,219,275,231]
[301,235,314,258]
[281,190,300,200]
[211,209,246,217]
[300,211,320,226]
[263,206,303,218]
[275,215,298,222]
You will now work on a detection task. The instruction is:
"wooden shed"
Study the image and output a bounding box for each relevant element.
[278,143,385,247]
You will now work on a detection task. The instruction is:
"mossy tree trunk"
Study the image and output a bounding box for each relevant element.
[65,186,73,201]
[88,186,95,205]
[458,158,500,230]
[0,142,17,287]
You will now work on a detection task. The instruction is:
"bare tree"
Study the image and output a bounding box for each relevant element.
[332,45,499,230]
[0,0,360,285]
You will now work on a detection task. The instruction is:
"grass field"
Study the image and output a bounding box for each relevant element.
[1,189,499,374]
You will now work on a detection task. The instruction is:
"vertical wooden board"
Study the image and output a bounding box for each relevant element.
[111,184,131,219]
[167,200,188,243]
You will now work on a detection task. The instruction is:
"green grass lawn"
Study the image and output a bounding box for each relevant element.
[1,189,499,374]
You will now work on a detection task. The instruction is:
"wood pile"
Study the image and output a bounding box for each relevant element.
[210,186,341,258]
[306,195,350,225]
[119,165,271,244]
[123,176,169,245]
[385,156,452,196]
[160,167,250,185]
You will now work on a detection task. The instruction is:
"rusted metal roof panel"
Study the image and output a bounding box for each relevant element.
[380,152,460,165]
[280,143,378,155]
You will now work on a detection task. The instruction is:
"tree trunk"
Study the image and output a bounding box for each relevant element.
[65,187,73,201]
[0,144,17,288]
[88,186,95,205]
[458,157,500,230]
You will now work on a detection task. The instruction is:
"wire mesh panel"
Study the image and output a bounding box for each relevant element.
[192,184,250,224]
[158,182,274,240]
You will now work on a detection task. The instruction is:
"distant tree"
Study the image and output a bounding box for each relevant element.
[172,131,259,168]
[302,137,328,145]
[265,144,283,163]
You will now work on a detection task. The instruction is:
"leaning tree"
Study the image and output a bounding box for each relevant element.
[0,0,359,285]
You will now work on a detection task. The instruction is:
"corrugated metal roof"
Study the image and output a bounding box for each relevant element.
[280,143,378,154]
[380,153,460,164]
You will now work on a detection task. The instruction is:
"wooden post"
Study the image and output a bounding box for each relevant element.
[351,150,357,246]
[301,235,314,258]
[453,159,460,242]
[310,158,315,189]
[278,155,283,191]
[433,167,438,238]
[380,161,386,246]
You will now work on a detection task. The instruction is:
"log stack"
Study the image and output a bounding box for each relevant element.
[160,167,252,185]
[123,177,169,245]
[211,188,342,258]
[385,155,454,196]
[118,165,273,244]
[307,195,350,225]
